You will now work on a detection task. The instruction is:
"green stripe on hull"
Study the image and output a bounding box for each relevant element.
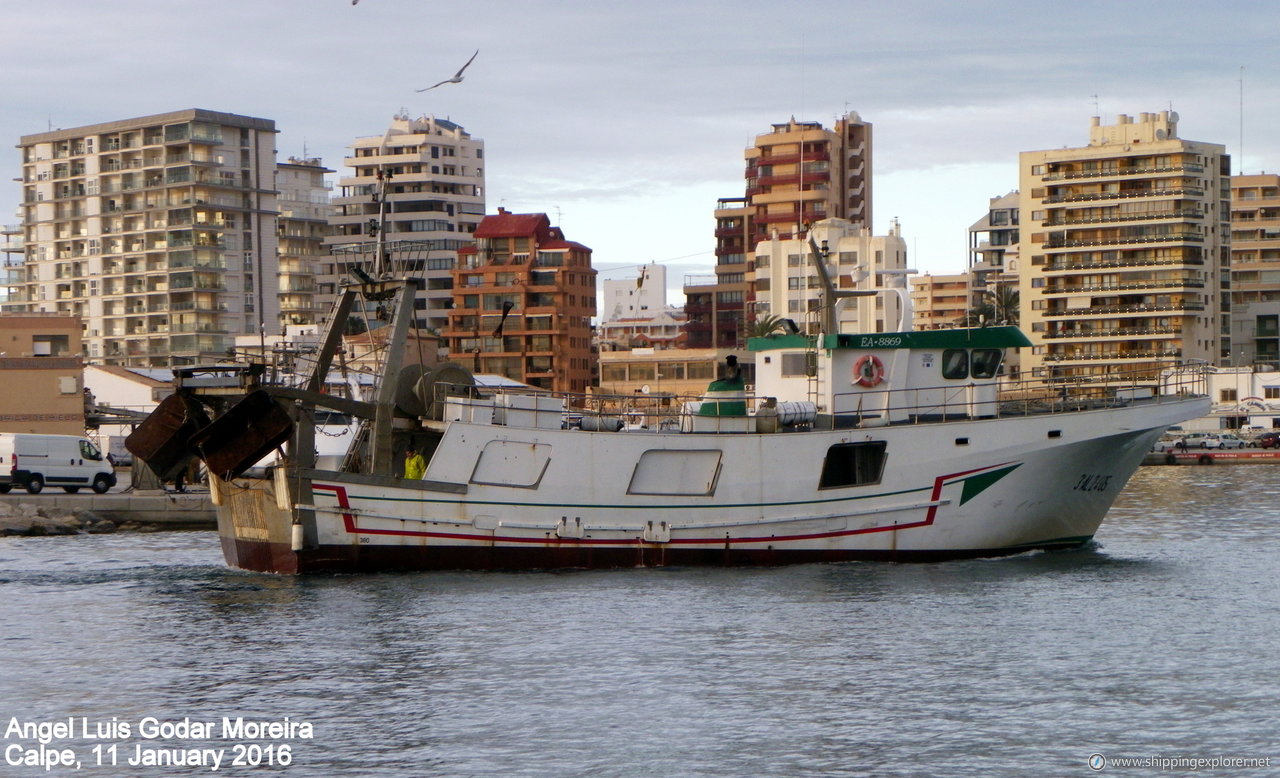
[959,464,1021,506]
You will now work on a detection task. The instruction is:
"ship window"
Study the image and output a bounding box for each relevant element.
[818,441,887,489]
[628,449,722,496]
[941,349,969,380]
[470,440,552,489]
[971,349,1002,379]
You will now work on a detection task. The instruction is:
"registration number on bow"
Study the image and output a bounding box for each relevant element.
[1073,474,1112,492]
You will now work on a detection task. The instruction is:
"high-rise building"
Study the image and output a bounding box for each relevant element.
[276,157,334,328]
[752,217,907,336]
[323,114,485,335]
[968,190,1021,316]
[745,113,872,244]
[969,191,1020,281]
[1017,111,1229,380]
[1228,174,1280,370]
[446,209,595,393]
[1,222,23,312]
[910,272,972,331]
[686,113,873,349]
[685,197,751,349]
[16,109,280,366]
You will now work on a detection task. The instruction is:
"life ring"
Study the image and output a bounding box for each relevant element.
[853,355,885,388]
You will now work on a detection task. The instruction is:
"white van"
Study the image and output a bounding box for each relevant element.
[0,433,117,495]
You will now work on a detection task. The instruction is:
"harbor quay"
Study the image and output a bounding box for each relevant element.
[0,484,214,536]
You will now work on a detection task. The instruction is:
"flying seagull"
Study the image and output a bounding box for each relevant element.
[416,50,479,92]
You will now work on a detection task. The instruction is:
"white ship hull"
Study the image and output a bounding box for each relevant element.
[216,394,1204,573]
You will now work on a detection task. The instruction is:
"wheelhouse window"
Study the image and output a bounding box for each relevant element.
[818,441,887,489]
[782,352,815,377]
[970,349,1003,379]
[941,349,969,380]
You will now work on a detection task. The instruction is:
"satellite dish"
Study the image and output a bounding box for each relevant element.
[1169,111,1179,123]
[640,384,651,394]
[1155,129,1167,140]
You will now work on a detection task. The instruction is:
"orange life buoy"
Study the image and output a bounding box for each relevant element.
[853,355,885,388]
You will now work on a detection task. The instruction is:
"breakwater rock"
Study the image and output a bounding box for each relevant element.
[0,502,139,537]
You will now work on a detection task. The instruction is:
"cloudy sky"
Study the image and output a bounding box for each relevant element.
[4,0,1279,301]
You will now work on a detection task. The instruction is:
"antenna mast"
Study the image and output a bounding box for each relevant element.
[1239,66,1245,175]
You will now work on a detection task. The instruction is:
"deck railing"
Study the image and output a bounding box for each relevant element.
[430,360,1211,433]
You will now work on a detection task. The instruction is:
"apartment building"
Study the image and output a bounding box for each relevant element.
[910,273,972,331]
[1017,111,1229,380]
[686,113,873,348]
[16,109,280,366]
[323,114,485,334]
[685,197,751,349]
[597,347,752,400]
[968,190,1020,307]
[601,263,667,323]
[1229,174,1280,369]
[276,158,334,328]
[445,209,595,393]
[746,113,872,244]
[1,223,22,312]
[752,217,908,335]
[598,309,687,351]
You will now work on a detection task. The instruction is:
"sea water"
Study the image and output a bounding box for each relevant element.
[1,465,1277,776]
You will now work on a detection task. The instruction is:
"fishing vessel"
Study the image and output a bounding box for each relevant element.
[127,238,1208,573]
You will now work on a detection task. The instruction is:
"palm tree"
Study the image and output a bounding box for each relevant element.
[344,315,369,336]
[746,313,786,338]
[958,286,1019,327]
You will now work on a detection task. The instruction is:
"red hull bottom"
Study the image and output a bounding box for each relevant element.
[220,536,1092,574]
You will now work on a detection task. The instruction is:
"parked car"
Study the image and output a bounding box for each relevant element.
[1201,433,1248,450]
[1178,432,1215,449]
[1255,431,1280,449]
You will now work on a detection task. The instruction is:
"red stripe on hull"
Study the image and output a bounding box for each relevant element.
[222,536,1091,574]
[309,466,1016,548]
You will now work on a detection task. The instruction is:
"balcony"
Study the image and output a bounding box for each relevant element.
[683,274,718,289]
[753,150,830,167]
[1042,302,1205,317]
[747,170,830,191]
[1041,163,1203,182]
[1044,255,1204,273]
[169,273,224,291]
[1045,209,1202,227]
[1044,326,1183,339]
[1043,188,1204,205]
[1043,349,1183,363]
[1043,233,1203,250]
[171,322,226,334]
[1044,280,1204,295]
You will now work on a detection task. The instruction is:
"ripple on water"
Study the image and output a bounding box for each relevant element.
[1,466,1278,776]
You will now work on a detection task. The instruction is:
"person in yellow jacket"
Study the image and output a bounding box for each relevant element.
[403,448,426,480]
